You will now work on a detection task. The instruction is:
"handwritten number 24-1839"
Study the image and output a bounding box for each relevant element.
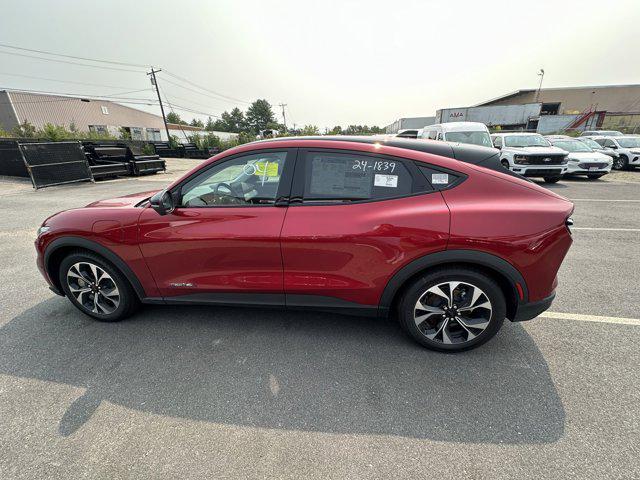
[352,160,396,173]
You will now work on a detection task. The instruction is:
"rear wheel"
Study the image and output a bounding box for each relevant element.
[613,155,628,170]
[543,176,561,183]
[397,268,506,352]
[59,251,139,322]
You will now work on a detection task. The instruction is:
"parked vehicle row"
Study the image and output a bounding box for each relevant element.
[402,122,639,182]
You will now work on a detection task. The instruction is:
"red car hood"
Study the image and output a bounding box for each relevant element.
[84,190,159,208]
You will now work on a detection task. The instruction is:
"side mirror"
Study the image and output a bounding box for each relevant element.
[610,145,618,149]
[149,190,175,215]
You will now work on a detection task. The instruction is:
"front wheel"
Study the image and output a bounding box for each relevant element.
[543,176,561,183]
[59,251,139,322]
[397,268,506,352]
[613,155,628,170]
[501,160,510,170]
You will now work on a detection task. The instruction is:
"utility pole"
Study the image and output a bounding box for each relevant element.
[278,103,288,132]
[147,67,171,142]
[534,68,545,104]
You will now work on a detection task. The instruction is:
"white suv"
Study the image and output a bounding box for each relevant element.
[592,136,640,170]
[491,133,568,183]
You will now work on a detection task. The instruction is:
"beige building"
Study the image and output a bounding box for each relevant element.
[0,89,167,140]
[477,84,640,114]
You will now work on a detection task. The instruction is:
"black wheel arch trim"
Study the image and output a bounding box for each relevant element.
[44,236,147,300]
[378,249,528,315]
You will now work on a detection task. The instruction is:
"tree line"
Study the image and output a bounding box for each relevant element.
[167,99,384,136]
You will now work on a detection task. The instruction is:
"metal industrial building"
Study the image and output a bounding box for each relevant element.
[0,89,167,140]
[473,84,640,133]
[385,116,436,134]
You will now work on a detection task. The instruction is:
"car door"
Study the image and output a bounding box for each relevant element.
[280,148,451,312]
[138,148,296,302]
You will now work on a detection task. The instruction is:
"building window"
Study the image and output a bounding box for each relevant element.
[146,128,161,141]
[130,127,144,140]
[89,125,108,135]
[101,106,109,115]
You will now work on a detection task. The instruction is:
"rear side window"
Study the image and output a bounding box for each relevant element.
[302,151,414,203]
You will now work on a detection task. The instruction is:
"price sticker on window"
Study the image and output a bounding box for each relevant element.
[431,173,449,185]
[374,174,398,188]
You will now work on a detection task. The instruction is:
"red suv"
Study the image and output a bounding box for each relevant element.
[35,137,574,352]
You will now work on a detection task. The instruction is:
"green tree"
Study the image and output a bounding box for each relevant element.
[190,118,204,128]
[328,125,343,135]
[166,112,187,125]
[205,116,215,131]
[245,99,275,134]
[13,120,37,138]
[301,124,320,136]
[219,107,247,133]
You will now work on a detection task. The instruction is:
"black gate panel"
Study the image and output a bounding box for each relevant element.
[19,142,94,189]
[0,139,31,177]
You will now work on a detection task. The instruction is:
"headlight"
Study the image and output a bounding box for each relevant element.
[513,155,529,164]
[37,225,51,237]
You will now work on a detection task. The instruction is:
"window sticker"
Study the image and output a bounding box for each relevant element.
[431,173,449,185]
[253,161,279,177]
[374,174,398,188]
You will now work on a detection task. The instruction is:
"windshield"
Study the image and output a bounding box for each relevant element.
[553,140,592,152]
[504,135,550,148]
[616,137,640,148]
[579,138,602,149]
[444,131,492,147]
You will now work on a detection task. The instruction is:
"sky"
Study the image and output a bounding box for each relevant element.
[0,0,639,130]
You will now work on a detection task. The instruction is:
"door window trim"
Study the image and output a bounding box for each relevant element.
[168,148,297,209]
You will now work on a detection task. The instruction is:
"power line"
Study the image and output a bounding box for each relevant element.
[0,71,145,90]
[0,42,149,68]
[0,49,146,73]
[160,76,244,108]
[162,70,250,105]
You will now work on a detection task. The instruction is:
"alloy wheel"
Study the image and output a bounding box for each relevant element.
[66,262,120,315]
[413,281,492,345]
[613,157,624,170]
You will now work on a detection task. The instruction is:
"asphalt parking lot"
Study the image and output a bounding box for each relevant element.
[0,162,638,479]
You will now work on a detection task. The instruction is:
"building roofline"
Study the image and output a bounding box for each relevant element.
[0,88,163,120]
[474,83,640,107]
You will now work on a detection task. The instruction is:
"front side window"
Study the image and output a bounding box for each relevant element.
[180,152,287,207]
[303,152,413,203]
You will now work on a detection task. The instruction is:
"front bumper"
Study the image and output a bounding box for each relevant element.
[512,292,556,322]
[515,167,566,177]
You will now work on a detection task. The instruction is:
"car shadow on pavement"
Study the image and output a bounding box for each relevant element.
[0,298,565,444]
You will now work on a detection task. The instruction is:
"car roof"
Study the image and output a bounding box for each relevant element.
[248,135,525,180]
[492,132,542,137]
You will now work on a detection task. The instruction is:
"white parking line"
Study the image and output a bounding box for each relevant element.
[570,199,640,202]
[572,227,640,232]
[540,311,640,326]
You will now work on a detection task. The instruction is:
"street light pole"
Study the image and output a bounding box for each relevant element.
[534,69,545,104]
[147,67,171,142]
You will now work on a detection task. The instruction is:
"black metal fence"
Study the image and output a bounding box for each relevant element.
[19,142,94,189]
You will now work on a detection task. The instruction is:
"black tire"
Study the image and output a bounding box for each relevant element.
[587,173,606,180]
[397,268,506,352]
[613,155,629,171]
[58,250,139,322]
[543,176,561,183]
[501,160,510,170]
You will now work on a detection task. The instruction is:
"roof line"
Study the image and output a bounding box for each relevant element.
[474,83,640,106]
